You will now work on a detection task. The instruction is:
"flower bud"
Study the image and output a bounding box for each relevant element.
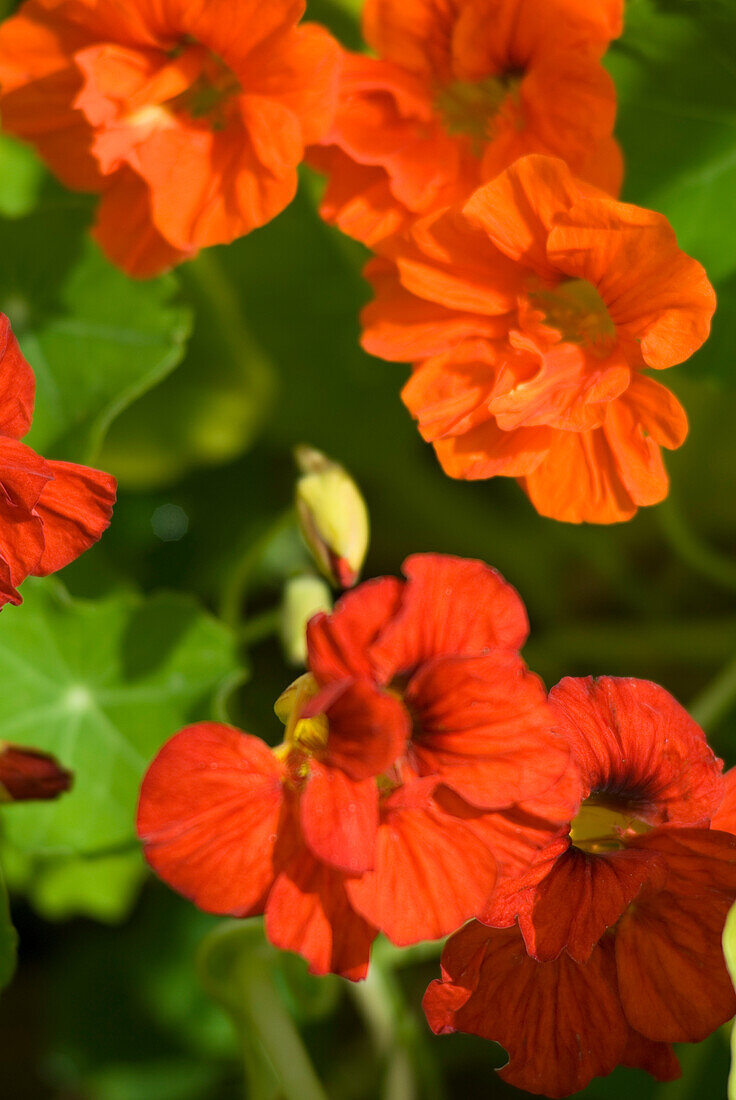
[280,574,333,666]
[295,445,369,588]
[0,742,72,802]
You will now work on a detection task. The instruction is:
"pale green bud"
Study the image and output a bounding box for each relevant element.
[295,445,369,588]
[280,574,333,666]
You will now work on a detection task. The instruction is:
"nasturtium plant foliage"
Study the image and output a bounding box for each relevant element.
[0,0,734,1099]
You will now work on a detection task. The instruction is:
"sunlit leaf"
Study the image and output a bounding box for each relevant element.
[0,578,242,856]
[609,0,736,284]
[0,133,44,218]
[2,841,145,924]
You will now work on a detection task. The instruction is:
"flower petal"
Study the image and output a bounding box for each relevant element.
[33,459,116,576]
[406,652,567,809]
[345,782,498,944]
[137,722,283,916]
[311,678,410,780]
[370,553,529,679]
[306,576,403,683]
[549,676,725,825]
[463,154,585,280]
[0,316,35,440]
[299,759,379,873]
[424,922,628,1098]
[266,834,376,980]
[616,831,736,1042]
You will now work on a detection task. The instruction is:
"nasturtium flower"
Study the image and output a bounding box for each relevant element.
[137,553,576,979]
[0,315,115,607]
[423,676,736,1097]
[0,0,341,276]
[310,0,623,247]
[362,155,716,523]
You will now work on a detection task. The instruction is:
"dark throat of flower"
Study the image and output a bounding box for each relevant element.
[434,70,524,154]
[529,279,617,354]
[569,793,652,854]
[167,42,242,130]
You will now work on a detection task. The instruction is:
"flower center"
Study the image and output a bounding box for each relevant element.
[570,795,651,854]
[168,45,242,128]
[530,279,616,352]
[435,71,523,151]
[274,673,329,761]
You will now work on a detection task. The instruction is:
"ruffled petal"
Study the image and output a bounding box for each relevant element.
[547,196,716,369]
[370,553,529,680]
[33,459,116,576]
[424,923,628,1098]
[616,831,736,1042]
[361,257,510,362]
[518,845,659,962]
[522,426,640,524]
[306,576,403,683]
[93,168,193,278]
[463,154,585,280]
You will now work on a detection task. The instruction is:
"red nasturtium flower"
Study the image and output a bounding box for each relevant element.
[0,314,115,607]
[362,155,716,523]
[310,0,623,247]
[137,553,577,979]
[0,0,341,277]
[423,676,736,1097]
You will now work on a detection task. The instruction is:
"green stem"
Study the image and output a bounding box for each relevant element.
[350,949,446,1100]
[658,496,736,594]
[237,963,328,1100]
[197,923,328,1100]
[690,652,736,733]
[238,607,282,648]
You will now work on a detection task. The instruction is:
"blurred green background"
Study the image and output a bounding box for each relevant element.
[0,0,735,1096]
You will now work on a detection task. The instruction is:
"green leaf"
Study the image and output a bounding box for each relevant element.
[724,899,736,1099]
[0,196,191,464]
[100,251,276,490]
[2,841,146,924]
[0,578,242,856]
[608,0,736,284]
[0,133,45,218]
[0,867,17,992]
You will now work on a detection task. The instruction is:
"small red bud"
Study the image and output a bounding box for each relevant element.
[0,743,72,802]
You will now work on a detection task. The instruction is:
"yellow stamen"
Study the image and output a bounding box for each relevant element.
[570,796,651,854]
[274,673,329,758]
[435,72,523,152]
[530,279,616,352]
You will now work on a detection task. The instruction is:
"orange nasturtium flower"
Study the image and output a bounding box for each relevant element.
[423,677,736,1096]
[138,554,577,979]
[309,0,623,247]
[362,155,716,524]
[0,0,341,276]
